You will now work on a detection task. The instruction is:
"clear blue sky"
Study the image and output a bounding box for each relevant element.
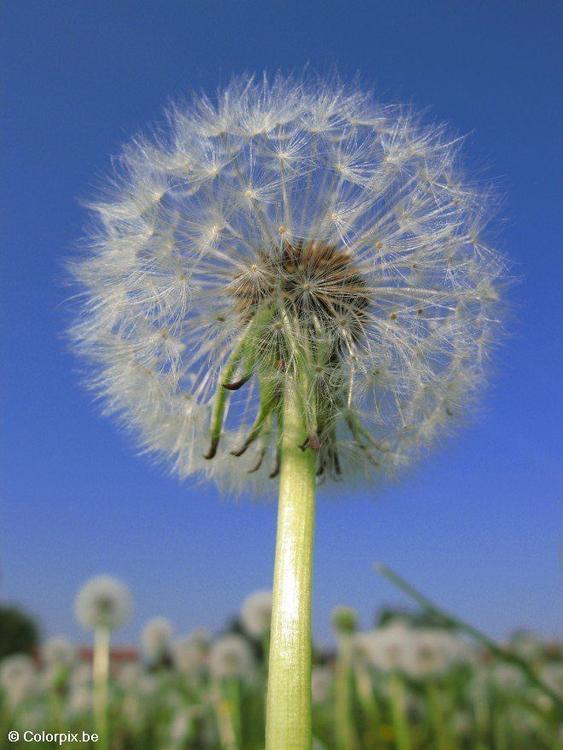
[1,1,561,647]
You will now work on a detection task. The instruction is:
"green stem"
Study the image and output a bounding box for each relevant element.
[93,626,110,748]
[266,382,317,750]
[389,673,412,750]
[335,634,357,750]
[225,677,242,748]
[353,662,382,748]
[212,678,238,750]
[426,681,451,750]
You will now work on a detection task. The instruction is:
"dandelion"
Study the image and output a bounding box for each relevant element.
[410,629,469,678]
[141,616,174,667]
[40,637,76,667]
[0,654,37,707]
[357,621,414,673]
[209,634,255,747]
[355,621,417,749]
[209,634,255,682]
[240,590,273,639]
[75,575,133,632]
[40,637,76,695]
[75,575,133,746]
[70,74,505,749]
[172,629,210,680]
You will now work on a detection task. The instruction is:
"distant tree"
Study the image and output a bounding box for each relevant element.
[0,605,40,660]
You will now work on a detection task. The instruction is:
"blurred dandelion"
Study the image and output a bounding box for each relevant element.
[0,654,37,707]
[172,629,210,681]
[75,575,133,632]
[75,576,133,746]
[209,634,255,682]
[209,634,255,747]
[240,590,273,639]
[41,636,76,667]
[70,73,505,749]
[141,616,174,667]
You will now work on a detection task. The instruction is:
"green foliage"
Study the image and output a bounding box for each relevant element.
[0,605,39,659]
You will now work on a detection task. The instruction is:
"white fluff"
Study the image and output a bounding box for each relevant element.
[240,590,273,638]
[70,73,505,494]
[208,634,255,680]
[141,617,174,663]
[74,575,133,632]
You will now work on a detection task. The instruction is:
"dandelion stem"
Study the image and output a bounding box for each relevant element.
[335,633,358,750]
[266,380,317,750]
[354,662,382,747]
[426,681,452,750]
[93,626,110,748]
[389,672,412,750]
[212,679,238,750]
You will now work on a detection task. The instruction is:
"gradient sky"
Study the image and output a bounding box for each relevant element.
[1,1,562,648]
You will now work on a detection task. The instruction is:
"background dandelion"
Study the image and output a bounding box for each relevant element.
[75,575,133,745]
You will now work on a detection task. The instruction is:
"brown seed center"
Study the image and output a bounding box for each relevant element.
[229,241,371,347]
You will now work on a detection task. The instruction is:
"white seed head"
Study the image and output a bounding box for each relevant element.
[40,637,76,666]
[140,616,174,662]
[408,628,470,677]
[240,589,273,638]
[70,73,505,494]
[0,654,37,706]
[352,621,414,673]
[208,634,255,680]
[172,629,210,676]
[74,575,133,632]
[353,621,469,677]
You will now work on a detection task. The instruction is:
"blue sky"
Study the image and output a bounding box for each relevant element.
[1,0,561,647]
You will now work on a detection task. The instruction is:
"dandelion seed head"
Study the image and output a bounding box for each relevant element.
[172,629,210,676]
[74,575,133,632]
[70,73,505,494]
[208,634,255,681]
[353,621,469,677]
[141,617,174,663]
[240,590,273,638]
[40,637,76,667]
[0,655,37,706]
